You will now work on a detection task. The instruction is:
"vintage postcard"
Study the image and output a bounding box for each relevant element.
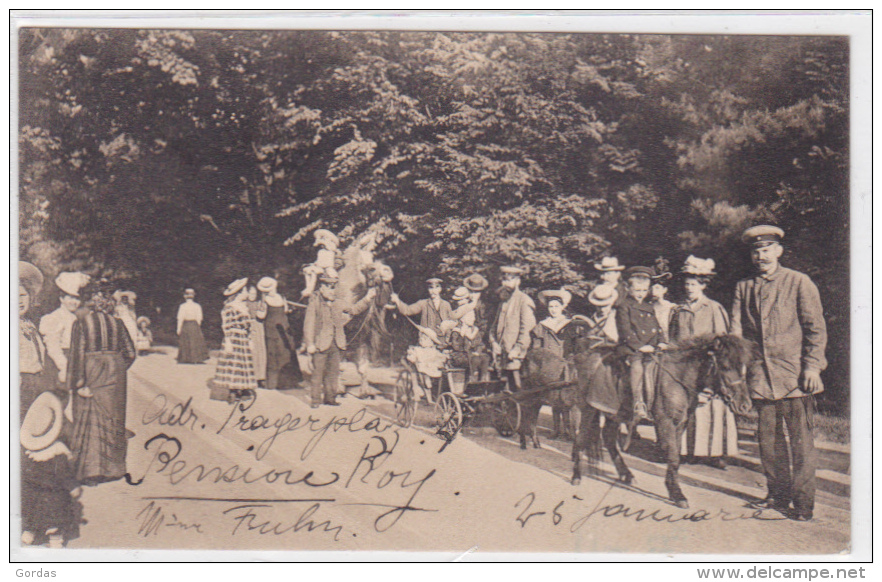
[11,10,871,562]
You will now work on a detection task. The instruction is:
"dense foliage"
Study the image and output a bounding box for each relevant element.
[18,30,850,411]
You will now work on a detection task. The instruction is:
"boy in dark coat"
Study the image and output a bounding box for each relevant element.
[616,266,664,419]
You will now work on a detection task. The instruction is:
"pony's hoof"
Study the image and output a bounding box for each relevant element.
[520,443,527,451]
[619,474,634,486]
[571,477,581,486]
[675,499,689,509]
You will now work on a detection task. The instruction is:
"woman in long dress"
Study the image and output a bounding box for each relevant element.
[66,286,137,485]
[176,288,208,363]
[258,277,298,390]
[245,285,268,387]
[19,261,81,547]
[531,288,575,440]
[211,278,256,402]
[669,256,738,469]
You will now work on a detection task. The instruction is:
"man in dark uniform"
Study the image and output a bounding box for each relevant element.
[731,225,827,521]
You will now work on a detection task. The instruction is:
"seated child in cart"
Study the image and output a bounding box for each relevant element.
[405,325,448,400]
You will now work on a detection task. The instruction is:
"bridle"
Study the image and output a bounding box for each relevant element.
[655,349,746,413]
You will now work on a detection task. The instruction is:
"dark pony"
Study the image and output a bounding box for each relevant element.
[572,333,756,508]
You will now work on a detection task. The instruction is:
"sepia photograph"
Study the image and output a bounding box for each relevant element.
[10,10,871,564]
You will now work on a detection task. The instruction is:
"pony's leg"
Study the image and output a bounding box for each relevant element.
[571,407,594,485]
[656,414,689,508]
[603,416,634,485]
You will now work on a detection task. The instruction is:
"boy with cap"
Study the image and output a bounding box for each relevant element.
[391,277,453,336]
[40,272,90,384]
[732,225,827,521]
[616,266,664,419]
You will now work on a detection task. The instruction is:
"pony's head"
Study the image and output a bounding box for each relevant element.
[707,335,756,416]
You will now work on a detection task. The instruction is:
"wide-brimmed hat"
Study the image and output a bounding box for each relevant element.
[256,277,278,293]
[624,266,654,280]
[681,255,717,277]
[500,265,525,276]
[313,229,340,247]
[451,286,471,302]
[55,272,90,298]
[538,288,572,308]
[594,257,625,272]
[741,225,784,247]
[20,391,64,452]
[463,273,488,292]
[224,277,249,296]
[651,257,672,282]
[588,284,619,307]
[112,290,137,303]
[183,288,196,298]
[137,316,151,327]
[426,277,443,286]
[19,262,44,299]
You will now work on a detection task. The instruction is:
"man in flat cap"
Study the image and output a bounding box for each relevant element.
[391,277,453,336]
[732,225,827,521]
[303,269,376,407]
[40,272,90,384]
[491,266,536,390]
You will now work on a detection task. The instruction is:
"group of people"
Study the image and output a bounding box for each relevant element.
[207,277,300,402]
[282,223,827,522]
[19,266,140,547]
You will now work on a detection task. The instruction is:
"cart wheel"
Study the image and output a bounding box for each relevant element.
[394,369,415,428]
[492,396,521,437]
[433,392,463,437]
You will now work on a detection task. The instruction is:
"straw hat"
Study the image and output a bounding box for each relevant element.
[224,278,249,296]
[451,286,471,302]
[538,288,572,308]
[137,316,151,327]
[463,273,488,292]
[256,277,277,293]
[20,392,64,452]
[55,272,90,297]
[19,262,44,299]
[588,284,619,307]
[594,257,625,272]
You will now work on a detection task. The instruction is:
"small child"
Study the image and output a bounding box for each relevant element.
[136,316,153,355]
[405,326,448,400]
[302,229,341,299]
[616,266,665,419]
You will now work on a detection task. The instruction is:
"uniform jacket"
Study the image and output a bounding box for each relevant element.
[669,295,729,343]
[303,292,374,352]
[493,288,537,355]
[616,295,662,355]
[730,266,827,400]
[397,297,453,334]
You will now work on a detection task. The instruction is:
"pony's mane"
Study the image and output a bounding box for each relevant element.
[668,334,757,369]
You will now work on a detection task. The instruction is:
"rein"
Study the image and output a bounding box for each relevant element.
[654,350,743,413]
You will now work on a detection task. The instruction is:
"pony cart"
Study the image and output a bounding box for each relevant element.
[392,354,522,441]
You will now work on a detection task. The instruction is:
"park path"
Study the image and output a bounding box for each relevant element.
[65,348,850,556]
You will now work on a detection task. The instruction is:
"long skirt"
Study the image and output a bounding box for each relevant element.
[70,352,129,485]
[178,320,208,363]
[681,395,739,457]
[213,331,256,391]
[251,320,267,381]
[20,373,81,544]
